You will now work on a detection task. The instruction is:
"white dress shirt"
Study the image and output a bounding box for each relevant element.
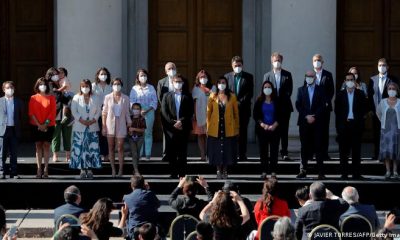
[5,97,14,126]
[315,69,322,85]
[168,77,174,92]
[174,91,182,119]
[347,90,354,120]
[379,73,387,95]
[274,70,281,95]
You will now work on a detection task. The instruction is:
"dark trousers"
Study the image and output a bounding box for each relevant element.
[257,129,280,174]
[238,113,250,160]
[98,117,109,156]
[165,130,189,176]
[279,113,291,156]
[299,123,324,174]
[321,111,331,159]
[338,121,362,176]
[372,114,381,158]
[0,127,18,176]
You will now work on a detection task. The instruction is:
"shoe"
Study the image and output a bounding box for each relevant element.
[43,170,49,179]
[79,171,86,179]
[271,172,277,179]
[392,173,399,180]
[353,175,365,180]
[223,171,228,179]
[296,170,307,178]
[261,172,267,179]
[318,174,326,180]
[11,175,20,179]
[282,155,291,161]
[385,172,391,180]
[86,171,94,179]
[216,171,222,179]
[340,175,348,180]
[36,168,42,179]
[145,156,151,160]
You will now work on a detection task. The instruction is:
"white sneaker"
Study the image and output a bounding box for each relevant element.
[385,172,391,179]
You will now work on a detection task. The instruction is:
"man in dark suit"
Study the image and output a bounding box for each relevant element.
[295,182,349,240]
[161,74,193,178]
[263,52,293,160]
[312,54,335,162]
[157,62,177,161]
[53,185,85,226]
[224,56,254,161]
[368,58,398,159]
[340,186,380,231]
[296,71,326,179]
[335,73,367,179]
[0,81,24,179]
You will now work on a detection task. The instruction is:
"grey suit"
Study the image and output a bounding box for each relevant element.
[339,203,380,231]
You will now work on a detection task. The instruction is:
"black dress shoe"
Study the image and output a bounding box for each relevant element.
[353,175,365,180]
[317,174,326,180]
[340,175,348,180]
[296,170,307,178]
[282,155,291,161]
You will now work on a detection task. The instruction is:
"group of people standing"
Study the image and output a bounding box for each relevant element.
[0,53,399,180]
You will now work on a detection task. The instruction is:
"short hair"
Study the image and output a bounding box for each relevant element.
[312,54,324,62]
[387,82,399,92]
[33,77,50,94]
[182,181,197,197]
[172,74,183,82]
[272,216,295,240]
[196,222,213,240]
[111,77,123,87]
[138,223,157,240]
[345,72,355,81]
[341,186,359,204]
[131,175,145,189]
[378,58,388,65]
[2,81,15,90]
[310,181,326,201]
[64,185,81,203]
[231,55,243,64]
[131,102,142,110]
[58,67,68,77]
[295,186,310,202]
[79,79,92,95]
[135,69,150,85]
[271,52,283,61]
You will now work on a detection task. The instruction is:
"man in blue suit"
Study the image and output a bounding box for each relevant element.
[340,186,380,231]
[0,81,23,179]
[53,185,85,227]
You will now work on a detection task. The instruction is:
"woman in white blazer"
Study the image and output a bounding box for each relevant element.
[69,79,102,179]
[376,82,400,180]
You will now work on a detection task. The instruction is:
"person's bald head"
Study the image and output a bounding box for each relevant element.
[305,70,316,78]
[342,186,359,204]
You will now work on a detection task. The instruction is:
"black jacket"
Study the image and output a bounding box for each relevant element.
[169,186,213,219]
[263,69,293,112]
[161,91,193,137]
[225,71,254,115]
[295,84,326,126]
[334,88,366,134]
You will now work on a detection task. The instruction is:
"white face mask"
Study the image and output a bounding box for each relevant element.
[378,66,387,74]
[305,77,314,85]
[173,82,183,90]
[218,84,226,91]
[39,85,47,93]
[233,66,242,74]
[139,76,147,84]
[113,85,121,92]
[99,74,107,82]
[345,81,355,89]
[199,78,208,85]
[132,109,141,116]
[313,60,322,69]
[388,90,397,98]
[51,75,59,82]
[167,69,177,78]
[81,87,90,94]
[272,61,281,69]
[263,87,272,96]
[4,88,14,97]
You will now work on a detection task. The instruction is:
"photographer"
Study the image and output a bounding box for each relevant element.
[169,176,213,219]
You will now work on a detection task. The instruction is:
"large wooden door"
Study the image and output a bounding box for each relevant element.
[149,0,242,139]
[0,0,54,140]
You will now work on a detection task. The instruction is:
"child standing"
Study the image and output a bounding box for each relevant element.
[57,67,74,125]
[128,103,146,175]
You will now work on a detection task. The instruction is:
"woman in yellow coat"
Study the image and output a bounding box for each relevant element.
[207,76,239,179]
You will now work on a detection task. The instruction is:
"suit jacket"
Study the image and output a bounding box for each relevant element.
[334,88,366,134]
[102,93,132,136]
[71,94,101,132]
[53,202,85,226]
[295,84,326,126]
[295,199,349,240]
[161,91,193,137]
[339,203,380,231]
[263,69,293,113]
[253,98,280,134]
[315,69,334,112]
[0,96,24,138]
[157,76,170,104]
[224,71,254,115]
[207,93,239,138]
[368,74,398,112]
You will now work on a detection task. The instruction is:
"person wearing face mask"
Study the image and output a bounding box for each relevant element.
[0,81,23,179]
[207,77,239,179]
[102,78,132,178]
[335,73,367,180]
[224,56,254,162]
[368,58,399,160]
[161,74,194,178]
[29,78,56,178]
[253,81,280,179]
[69,79,102,179]
[92,67,112,163]
[295,71,326,179]
[312,54,334,163]
[376,82,400,180]
[192,70,216,161]
[157,62,178,162]
[127,103,146,175]
[263,52,293,161]
[340,67,368,97]
[129,69,157,160]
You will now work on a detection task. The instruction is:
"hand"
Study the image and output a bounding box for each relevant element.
[230,191,242,202]
[211,191,221,203]
[121,203,129,217]
[144,181,150,190]
[141,110,147,117]
[129,127,135,132]
[178,177,186,188]
[384,213,396,230]
[306,115,315,124]
[268,125,276,131]
[3,231,17,240]
[260,123,269,131]
[102,128,107,136]
[174,120,183,130]
[196,176,209,188]
[81,224,98,239]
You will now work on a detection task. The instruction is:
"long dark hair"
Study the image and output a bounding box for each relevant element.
[259,178,277,214]
[194,70,213,89]
[95,67,111,84]
[257,80,276,103]
[215,76,231,100]
[80,198,113,232]
[135,68,150,85]
[210,191,239,228]
[45,67,59,81]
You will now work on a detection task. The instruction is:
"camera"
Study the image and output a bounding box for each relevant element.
[185,175,198,183]
[113,202,125,209]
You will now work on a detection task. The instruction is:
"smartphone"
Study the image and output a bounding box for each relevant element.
[185,175,197,183]
[70,224,81,232]
[113,202,125,209]
[7,226,18,238]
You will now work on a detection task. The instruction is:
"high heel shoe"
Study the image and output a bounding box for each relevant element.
[43,168,49,178]
[36,168,42,179]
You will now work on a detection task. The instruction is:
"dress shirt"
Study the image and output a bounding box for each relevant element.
[274,70,281,95]
[168,77,174,92]
[130,84,158,111]
[234,73,242,95]
[379,74,387,95]
[308,84,315,108]
[174,91,182,119]
[315,69,322,85]
[347,90,354,119]
[113,103,121,117]
[5,97,14,126]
